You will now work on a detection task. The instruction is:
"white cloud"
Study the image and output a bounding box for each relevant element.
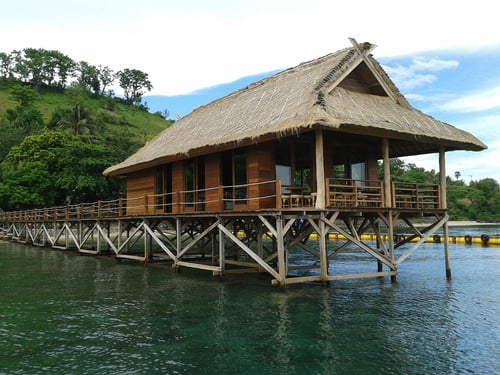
[451,114,500,141]
[2,0,500,95]
[442,85,500,112]
[383,57,459,91]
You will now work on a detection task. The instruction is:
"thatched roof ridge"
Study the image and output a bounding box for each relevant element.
[104,42,486,176]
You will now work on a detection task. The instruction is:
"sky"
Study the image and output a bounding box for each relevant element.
[2,0,499,183]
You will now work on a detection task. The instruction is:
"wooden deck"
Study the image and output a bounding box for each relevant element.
[0,179,449,286]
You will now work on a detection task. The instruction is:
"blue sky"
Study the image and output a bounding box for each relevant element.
[145,48,500,183]
[2,0,499,182]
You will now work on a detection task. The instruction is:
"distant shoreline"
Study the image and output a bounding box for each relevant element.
[447,221,499,227]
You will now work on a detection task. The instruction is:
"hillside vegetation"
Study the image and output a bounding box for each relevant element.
[0,79,171,209]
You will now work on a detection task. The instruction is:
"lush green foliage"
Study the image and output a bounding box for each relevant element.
[0,47,153,103]
[447,178,500,222]
[380,159,500,222]
[0,131,122,209]
[0,76,172,210]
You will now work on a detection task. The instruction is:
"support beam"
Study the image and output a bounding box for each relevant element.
[218,223,281,282]
[315,128,326,209]
[395,214,449,265]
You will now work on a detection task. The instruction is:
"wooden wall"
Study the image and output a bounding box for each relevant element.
[248,143,276,210]
[171,161,184,213]
[205,153,222,212]
[124,133,384,214]
[126,168,155,215]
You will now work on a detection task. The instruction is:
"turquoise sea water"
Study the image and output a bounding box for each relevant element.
[1,226,499,374]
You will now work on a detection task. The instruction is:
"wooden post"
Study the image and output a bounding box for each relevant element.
[218,225,225,274]
[276,215,286,286]
[144,219,151,263]
[382,138,392,208]
[276,179,282,209]
[315,128,326,209]
[218,185,224,211]
[117,219,122,250]
[376,221,383,272]
[177,217,182,267]
[256,221,264,273]
[387,212,396,282]
[319,214,329,284]
[439,148,451,279]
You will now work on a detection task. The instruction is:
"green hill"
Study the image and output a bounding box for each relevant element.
[0,80,169,142]
[0,79,171,209]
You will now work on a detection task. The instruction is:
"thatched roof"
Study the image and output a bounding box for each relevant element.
[104,40,486,176]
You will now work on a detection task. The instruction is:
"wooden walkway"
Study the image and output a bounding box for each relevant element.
[0,180,450,286]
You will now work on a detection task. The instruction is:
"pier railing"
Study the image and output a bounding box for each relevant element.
[0,179,441,222]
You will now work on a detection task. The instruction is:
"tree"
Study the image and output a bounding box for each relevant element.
[0,131,124,208]
[378,158,437,184]
[50,50,75,88]
[48,86,99,137]
[8,84,39,107]
[77,61,100,95]
[447,178,500,221]
[0,52,14,80]
[5,84,44,133]
[8,48,76,88]
[97,65,115,96]
[11,50,30,83]
[76,62,115,97]
[117,68,153,105]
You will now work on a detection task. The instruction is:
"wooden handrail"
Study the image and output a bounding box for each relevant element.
[0,179,443,222]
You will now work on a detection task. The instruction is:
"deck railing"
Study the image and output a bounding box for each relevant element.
[0,179,442,222]
[392,181,440,209]
[326,178,384,208]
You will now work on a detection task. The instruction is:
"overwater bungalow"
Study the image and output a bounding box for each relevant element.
[103,39,485,215]
[2,39,486,286]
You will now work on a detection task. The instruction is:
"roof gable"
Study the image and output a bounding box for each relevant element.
[338,61,389,96]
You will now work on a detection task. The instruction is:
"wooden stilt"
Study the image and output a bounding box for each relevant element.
[1,202,452,286]
[218,225,225,275]
[439,148,451,279]
[276,216,286,286]
[319,214,329,285]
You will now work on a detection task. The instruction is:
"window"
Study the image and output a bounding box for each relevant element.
[155,167,164,208]
[234,151,247,203]
[222,149,247,209]
[184,157,205,210]
[351,162,366,185]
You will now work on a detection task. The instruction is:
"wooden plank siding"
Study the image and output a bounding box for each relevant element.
[171,161,184,214]
[126,169,155,215]
[248,144,275,210]
[124,136,388,216]
[205,153,222,212]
